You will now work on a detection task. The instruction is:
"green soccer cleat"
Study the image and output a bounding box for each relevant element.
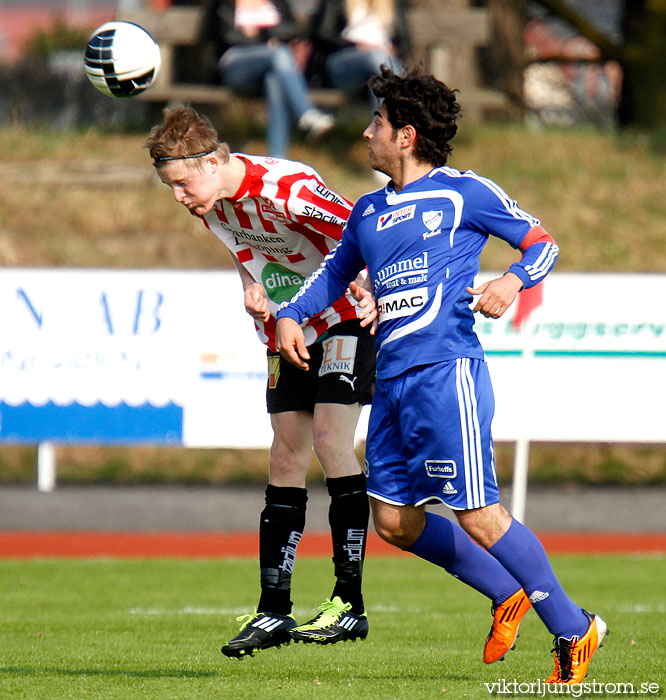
[290,596,369,645]
[221,611,297,659]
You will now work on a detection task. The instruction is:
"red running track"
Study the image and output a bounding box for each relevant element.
[0,531,665,558]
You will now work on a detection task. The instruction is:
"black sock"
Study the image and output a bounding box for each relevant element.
[326,473,369,615]
[257,484,307,616]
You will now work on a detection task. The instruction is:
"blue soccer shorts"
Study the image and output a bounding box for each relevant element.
[365,357,500,511]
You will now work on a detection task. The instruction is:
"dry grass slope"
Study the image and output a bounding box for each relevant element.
[1,124,664,484]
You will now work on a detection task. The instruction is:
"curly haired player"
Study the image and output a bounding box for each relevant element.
[276,67,607,683]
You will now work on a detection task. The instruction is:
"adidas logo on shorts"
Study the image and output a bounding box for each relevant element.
[442,481,458,495]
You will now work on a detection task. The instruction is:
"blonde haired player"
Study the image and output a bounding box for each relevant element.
[146,105,376,657]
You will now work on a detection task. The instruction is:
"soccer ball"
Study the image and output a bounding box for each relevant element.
[84,21,161,98]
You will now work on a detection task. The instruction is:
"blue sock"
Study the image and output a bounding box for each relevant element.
[489,519,588,638]
[407,512,521,605]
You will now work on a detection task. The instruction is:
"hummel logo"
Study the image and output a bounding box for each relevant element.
[362,203,375,216]
[529,590,550,604]
[339,375,357,390]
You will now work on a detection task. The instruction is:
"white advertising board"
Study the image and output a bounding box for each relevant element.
[1,270,664,449]
[480,273,666,443]
[0,269,271,448]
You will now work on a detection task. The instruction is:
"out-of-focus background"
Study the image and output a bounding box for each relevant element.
[0,0,664,529]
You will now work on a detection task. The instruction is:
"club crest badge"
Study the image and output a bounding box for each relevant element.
[422,210,443,239]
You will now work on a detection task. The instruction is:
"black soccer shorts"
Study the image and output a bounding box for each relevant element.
[266,318,376,414]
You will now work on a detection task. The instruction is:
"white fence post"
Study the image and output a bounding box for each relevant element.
[37,442,57,492]
[511,438,530,523]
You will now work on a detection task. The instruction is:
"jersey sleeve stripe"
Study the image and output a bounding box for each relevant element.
[275,172,321,209]
[287,220,340,255]
[476,175,539,225]
[524,243,558,281]
[293,215,345,242]
[296,185,353,220]
[439,167,540,227]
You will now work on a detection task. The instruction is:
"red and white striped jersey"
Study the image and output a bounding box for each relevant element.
[201,154,361,350]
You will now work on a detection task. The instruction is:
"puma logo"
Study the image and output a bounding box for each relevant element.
[339,375,357,390]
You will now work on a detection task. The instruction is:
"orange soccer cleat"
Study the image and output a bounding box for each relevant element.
[483,588,532,664]
[547,610,608,684]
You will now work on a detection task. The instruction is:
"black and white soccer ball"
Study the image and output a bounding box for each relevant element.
[84,21,161,98]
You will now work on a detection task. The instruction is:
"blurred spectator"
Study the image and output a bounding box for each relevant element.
[523,1,622,128]
[306,0,410,108]
[200,0,334,157]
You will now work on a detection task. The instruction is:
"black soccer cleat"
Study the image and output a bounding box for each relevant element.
[221,611,297,659]
[290,596,369,645]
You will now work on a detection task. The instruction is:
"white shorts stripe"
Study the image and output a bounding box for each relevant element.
[464,359,486,508]
[455,359,474,509]
[460,359,475,508]
[460,359,480,508]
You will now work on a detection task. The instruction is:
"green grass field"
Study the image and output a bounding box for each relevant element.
[1,555,664,699]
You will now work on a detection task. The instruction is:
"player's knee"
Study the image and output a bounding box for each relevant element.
[372,513,418,549]
[312,429,351,467]
[269,441,310,484]
[457,520,487,547]
[456,504,512,548]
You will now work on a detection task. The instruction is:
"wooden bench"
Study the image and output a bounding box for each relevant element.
[118,1,509,120]
[116,5,348,111]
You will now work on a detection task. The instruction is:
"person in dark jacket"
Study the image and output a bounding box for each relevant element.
[306,0,410,106]
[200,0,334,157]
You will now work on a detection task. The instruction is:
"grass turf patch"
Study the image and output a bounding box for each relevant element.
[0,555,664,699]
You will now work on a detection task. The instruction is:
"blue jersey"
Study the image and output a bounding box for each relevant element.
[277,166,558,379]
